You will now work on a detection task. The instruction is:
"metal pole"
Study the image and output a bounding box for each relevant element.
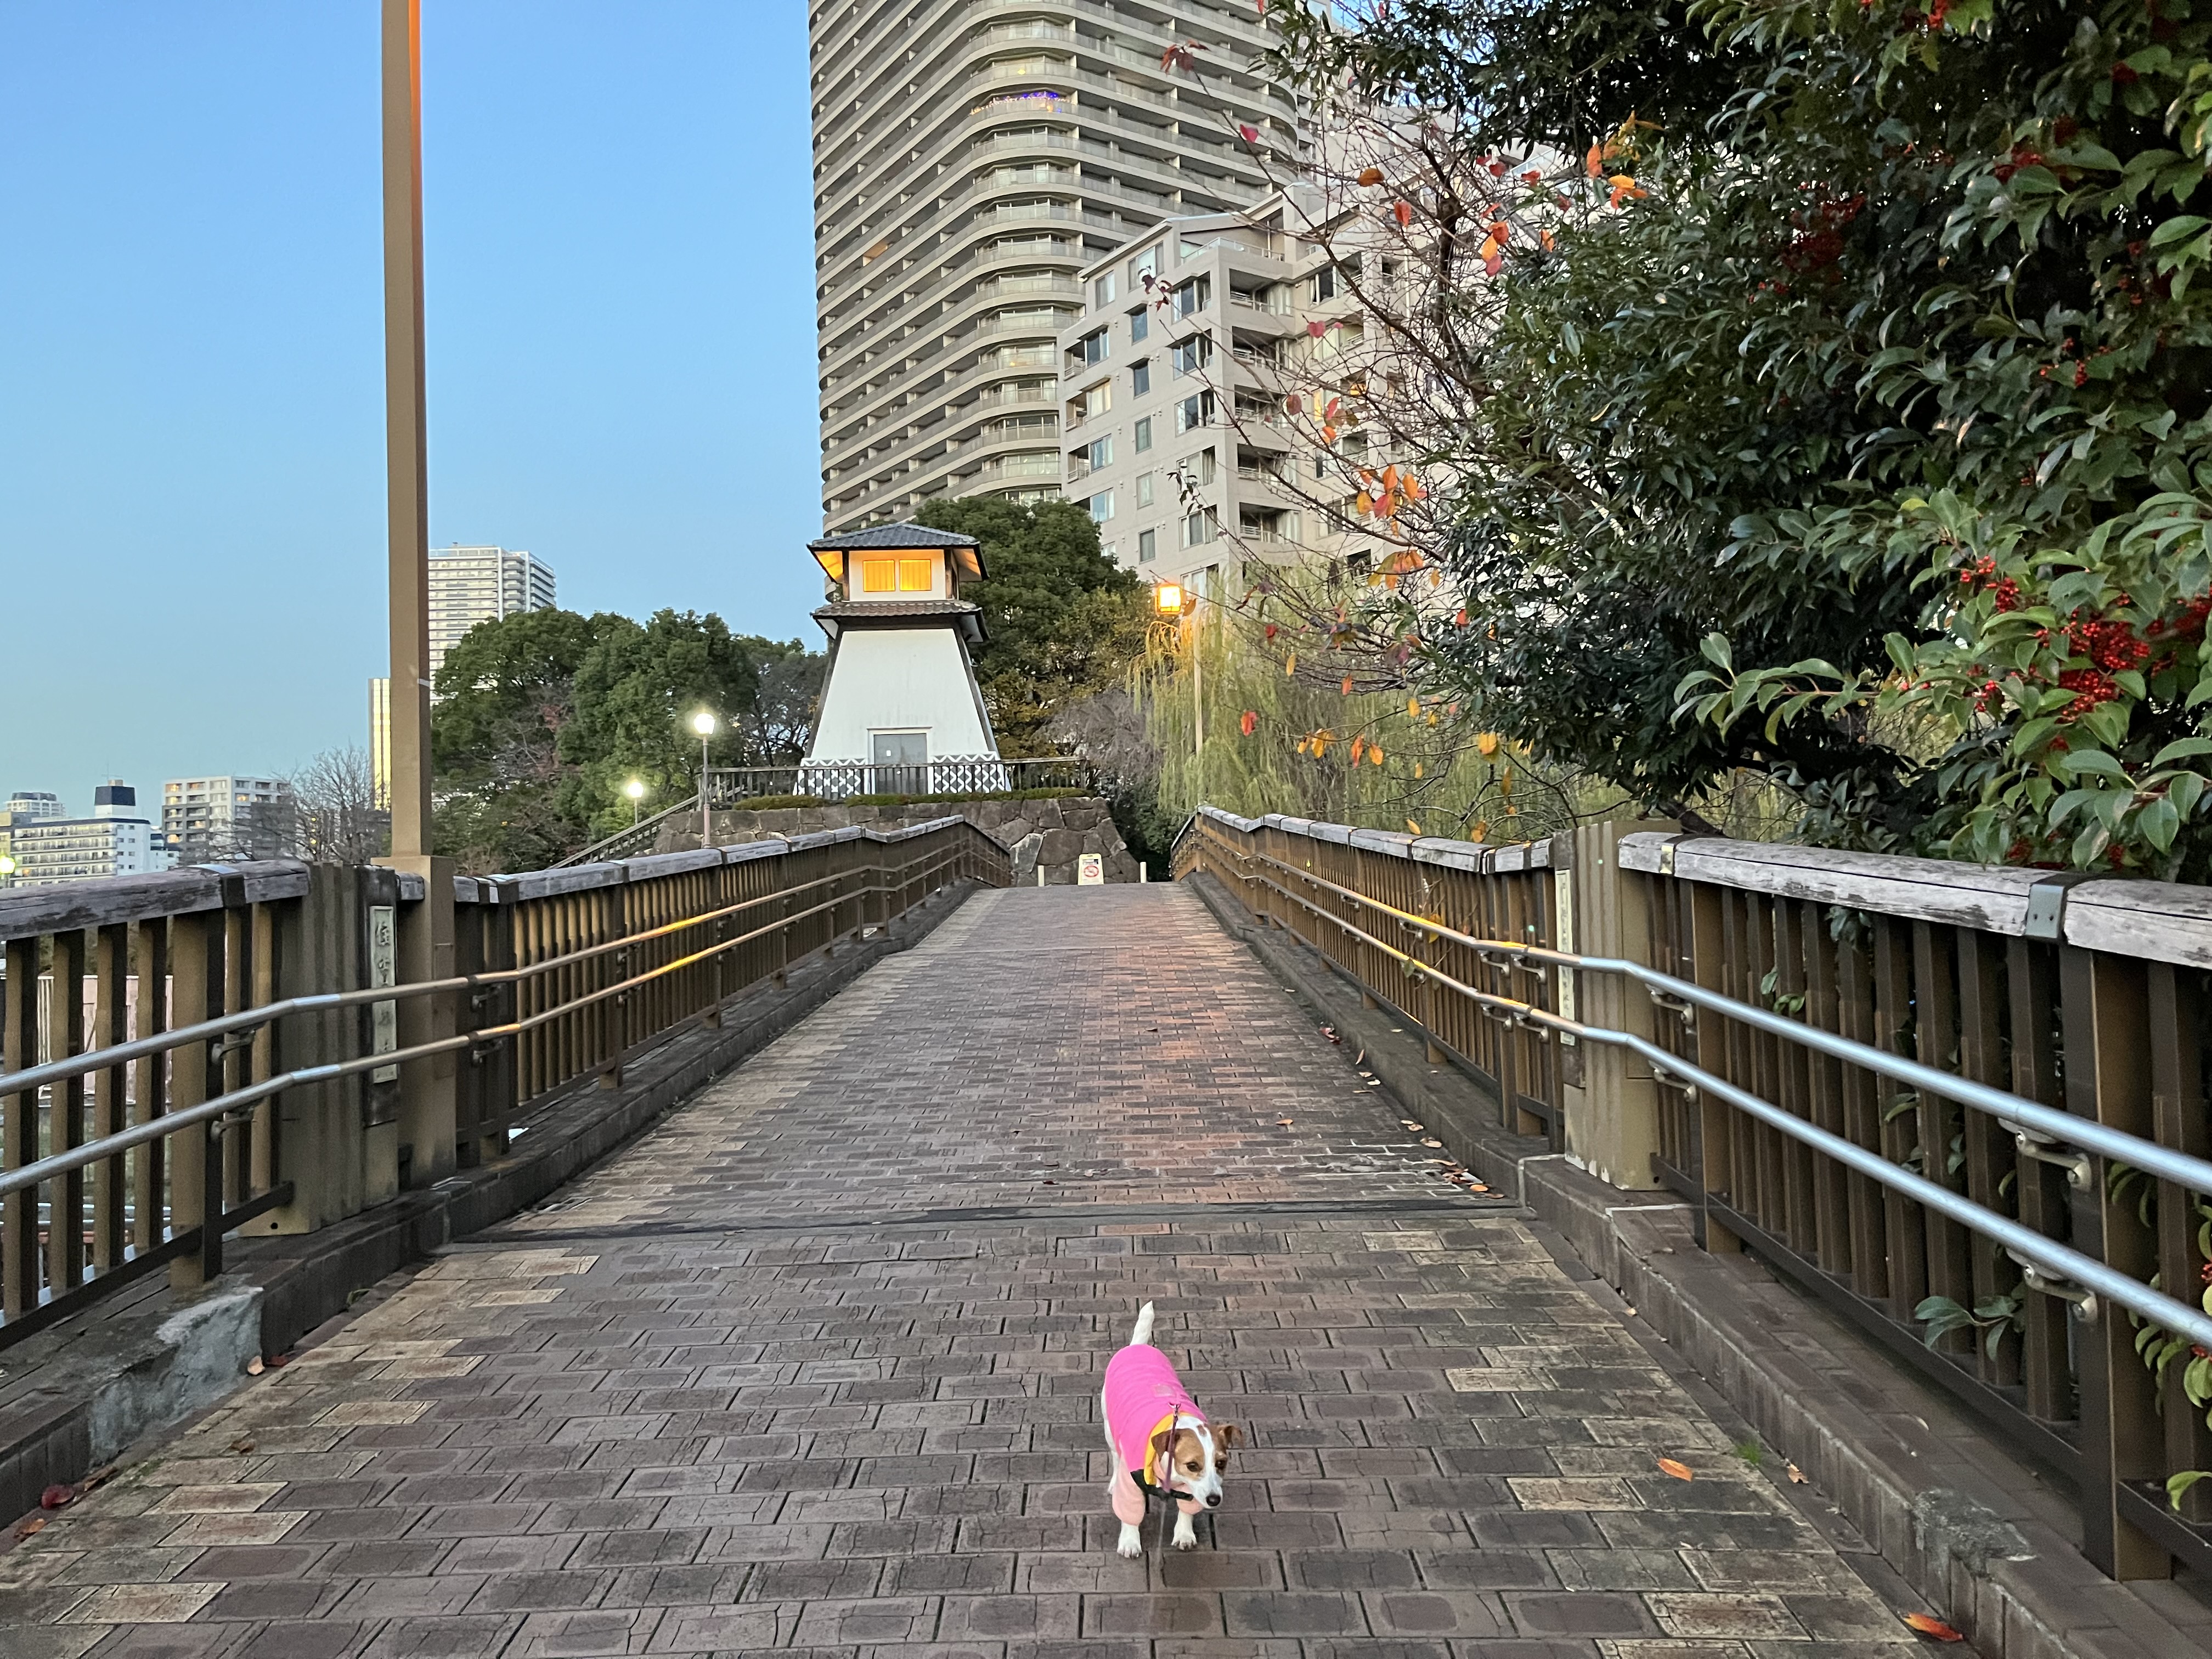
[701,733,710,849]
[382,0,430,859]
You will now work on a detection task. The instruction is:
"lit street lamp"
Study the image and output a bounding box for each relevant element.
[692,710,716,849]
[624,778,646,826]
[1153,583,1200,759]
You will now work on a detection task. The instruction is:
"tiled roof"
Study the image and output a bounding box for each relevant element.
[811,599,980,620]
[807,523,981,552]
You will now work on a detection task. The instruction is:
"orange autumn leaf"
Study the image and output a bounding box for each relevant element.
[1541,227,1556,253]
[1476,732,1501,757]
[1657,1458,1694,1481]
[1393,199,1413,227]
[1239,710,1257,737]
[1903,1613,1965,1643]
[1284,652,1296,675]
[1357,165,1384,186]
[1341,675,1356,696]
[1585,142,1604,177]
[1413,761,1424,778]
[1368,744,1384,766]
[1478,236,1500,262]
[1355,491,1374,516]
[1351,735,1367,764]
[1407,696,1421,720]
[1470,820,1488,840]
[1454,607,1469,627]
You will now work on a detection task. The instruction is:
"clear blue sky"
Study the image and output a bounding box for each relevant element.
[0,2,823,814]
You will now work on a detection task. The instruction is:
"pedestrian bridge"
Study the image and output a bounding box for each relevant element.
[3,812,2211,1655]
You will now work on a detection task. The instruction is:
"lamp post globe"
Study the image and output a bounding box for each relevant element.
[624,778,646,826]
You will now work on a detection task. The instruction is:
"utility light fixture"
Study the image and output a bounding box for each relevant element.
[1154,583,1187,617]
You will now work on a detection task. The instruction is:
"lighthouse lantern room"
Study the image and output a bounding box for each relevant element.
[800,523,1007,798]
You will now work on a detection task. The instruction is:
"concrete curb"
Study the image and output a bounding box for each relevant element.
[0,880,978,1526]
[1188,872,2212,1659]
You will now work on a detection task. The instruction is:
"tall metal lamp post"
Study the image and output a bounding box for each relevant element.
[624,778,646,825]
[692,712,716,849]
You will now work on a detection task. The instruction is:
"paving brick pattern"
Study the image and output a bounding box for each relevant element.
[0,887,1927,1656]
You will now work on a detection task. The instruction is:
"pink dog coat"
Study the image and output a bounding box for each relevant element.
[1103,1341,1206,1526]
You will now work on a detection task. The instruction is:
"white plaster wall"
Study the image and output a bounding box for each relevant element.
[806,628,997,761]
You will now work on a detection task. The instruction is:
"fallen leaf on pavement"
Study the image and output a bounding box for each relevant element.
[14,1517,44,1539]
[1657,1458,1695,1481]
[1786,1462,1807,1484]
[1277,1118,1294,1127]
[1421,1138,1443,1148]
[1903,1612,1965,1642]
[246,1357,263,1376]
[230,1438,256,1454]
[39,1485,72,1510]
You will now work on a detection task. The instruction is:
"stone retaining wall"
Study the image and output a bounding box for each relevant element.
[662,795,1139,883]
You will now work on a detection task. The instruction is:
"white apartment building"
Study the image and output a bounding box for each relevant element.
[809,0,1303,534]
[163,775,296,864]
[0,793,64,889]
[9,782,176,888]
[1056,189,1384,589]
[427,545,557,681]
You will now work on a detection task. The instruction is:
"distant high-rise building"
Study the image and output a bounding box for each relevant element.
[369,677,392,810]
[9,782,176,887]
[427,545,557,681]
[809,0,1302,533]
[0,794,63,888]
[163,776,297,864]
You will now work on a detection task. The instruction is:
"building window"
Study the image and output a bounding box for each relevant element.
[1182,510,1215,548]
[1088,434,1114,470]
[1173,275,1211,318]
[860,557,933,594]
[1171,335,1211,377]
[1128,245,1161,288]
[1094,272,1116,307]
[1133,415,1152,452]
[1175,391,1215,433]
[1131,359,1150,396]
[1089,489,1115,523]
[1079,326,1110,365]
[1129,307,1148,344]
[1138,527,1156,563]
[1136,471,1154,507]
[896,557,933,591]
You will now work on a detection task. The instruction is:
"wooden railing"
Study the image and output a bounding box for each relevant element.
[0,820,1008,1348]
[1177,805,2212,1583]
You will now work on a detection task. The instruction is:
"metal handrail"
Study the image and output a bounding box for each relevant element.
[555,795,701,867]
[0,840,976,1204]
[0,837,962,1107]
[1195,826,2212,1352]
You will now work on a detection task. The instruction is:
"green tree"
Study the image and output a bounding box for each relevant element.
[558,610,820,837]
[1263,0,2212,874]
[913,497,1148,754]
[430,606,823,869]
[431,608,624,873]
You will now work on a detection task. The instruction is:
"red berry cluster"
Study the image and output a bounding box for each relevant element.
[2056,668,2122,718]
[1958,555,2022,611]
[1991,143,2043,183]
[2066,616,2152,673]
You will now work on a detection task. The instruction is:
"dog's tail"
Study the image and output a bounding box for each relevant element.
[1128,1301,1155,1347]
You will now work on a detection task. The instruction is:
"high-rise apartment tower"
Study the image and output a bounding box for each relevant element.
[427,545,557,681]
[809,0,1301,533]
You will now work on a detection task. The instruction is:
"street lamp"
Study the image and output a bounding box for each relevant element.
[624,778,646,825]
[692,711,716,848]
[1153,583,1200,759]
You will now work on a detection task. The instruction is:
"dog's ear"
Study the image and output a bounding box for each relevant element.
[1216,1423,1244,1451]
[1148,1426,1176,1471]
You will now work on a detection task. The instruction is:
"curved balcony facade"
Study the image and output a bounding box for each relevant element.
[810,0,1302,534]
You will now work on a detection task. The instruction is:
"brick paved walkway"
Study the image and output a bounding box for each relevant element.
[0,887,1927,1657]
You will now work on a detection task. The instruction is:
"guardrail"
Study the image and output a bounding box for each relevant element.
[0,821,1008,1348]
[1176,805,2212,1583]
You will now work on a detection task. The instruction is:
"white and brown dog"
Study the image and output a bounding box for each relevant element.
[1101,1301,1241,1556]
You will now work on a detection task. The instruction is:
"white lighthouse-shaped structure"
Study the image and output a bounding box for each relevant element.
[800,523,1008,798]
